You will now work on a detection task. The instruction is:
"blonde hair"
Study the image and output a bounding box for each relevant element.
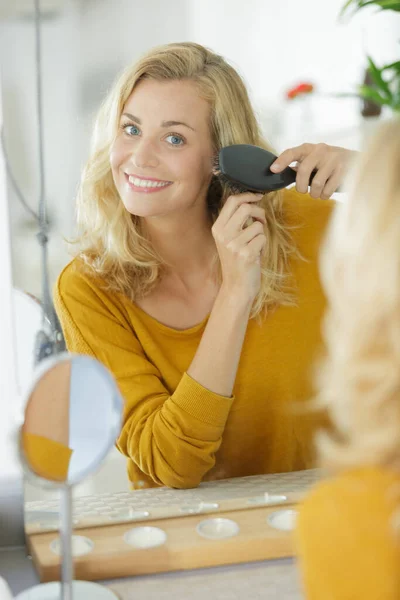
[74,42,296,316]
[315,117,400,472]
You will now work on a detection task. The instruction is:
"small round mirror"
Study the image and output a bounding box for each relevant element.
[21,353,123,485]
[17,353,123,600]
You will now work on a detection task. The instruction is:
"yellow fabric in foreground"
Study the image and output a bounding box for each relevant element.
[23,433,72,482]
[295,467,400,600]
[54,189,334,489]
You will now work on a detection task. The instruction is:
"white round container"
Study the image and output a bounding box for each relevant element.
[50,535,94,557]
[196,517,239,540]
[267,509,297,531]
[124,526,167,549]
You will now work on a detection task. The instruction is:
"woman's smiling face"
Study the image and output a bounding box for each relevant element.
[110,78,215,219]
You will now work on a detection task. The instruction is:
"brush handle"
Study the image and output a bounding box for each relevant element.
[216,145,320,194]
[263,164,318,192]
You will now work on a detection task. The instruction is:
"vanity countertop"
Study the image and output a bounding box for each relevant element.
[0,546,303,599]
[17,469,319,596]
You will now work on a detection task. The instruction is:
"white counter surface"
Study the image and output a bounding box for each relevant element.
[0,546,303,600]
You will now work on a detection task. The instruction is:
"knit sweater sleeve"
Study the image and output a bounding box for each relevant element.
[53,264,234,489]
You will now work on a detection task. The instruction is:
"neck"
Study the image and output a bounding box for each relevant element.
[142,206,217,281]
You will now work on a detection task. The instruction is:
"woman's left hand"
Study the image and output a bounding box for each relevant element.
[270,143,358,199]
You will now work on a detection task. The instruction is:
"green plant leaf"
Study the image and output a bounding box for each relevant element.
[364,0,400,10]
[381,61,400,72]
[366,56,392,99]
[376,0,400,10]
[338,0,400,110]
[340,0,400,18]
[333,92,360,98]
[394,78,400,109]
[359,84,392,106]
[339,0,357,18]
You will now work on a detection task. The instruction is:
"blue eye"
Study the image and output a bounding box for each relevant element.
[123,124,140,136]
[166,134,184,146]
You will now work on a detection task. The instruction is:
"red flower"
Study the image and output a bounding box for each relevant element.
[286,82,315,100]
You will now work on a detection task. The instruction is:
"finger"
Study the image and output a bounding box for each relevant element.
[217,193,263,227]
[225,204,266,238]
[245,233,267,261]
[228,220,265,250]
[295,153,325,194]
[270,143,312,173]
[228,231,266,264]
[321,168,343,199]
[308,157,338,198]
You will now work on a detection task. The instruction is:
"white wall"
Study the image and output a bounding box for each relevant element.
[188,0,400,147]
[0,66,25,547]
[0,0,190,297]
[2,0,399,506]
[189,0,399,100]
[0,0,399,295]
[0,65,19,482]
[0,1,81,296]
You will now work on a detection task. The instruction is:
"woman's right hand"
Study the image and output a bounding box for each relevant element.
[212,193,266,302]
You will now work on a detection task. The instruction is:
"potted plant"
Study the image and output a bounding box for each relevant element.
[340,0,400,113]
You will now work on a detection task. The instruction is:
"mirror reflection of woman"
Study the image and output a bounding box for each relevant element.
[23,361,72,482]
[296,118,400,599]
[54,42,356,490]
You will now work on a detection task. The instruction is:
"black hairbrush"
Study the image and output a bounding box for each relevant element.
[213,144,316,193]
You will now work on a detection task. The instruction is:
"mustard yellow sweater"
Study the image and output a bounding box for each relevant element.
[23,433,72,482]
[296,467,400,600]
[54,189,334,489]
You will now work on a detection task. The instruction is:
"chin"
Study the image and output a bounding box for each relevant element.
[120,197,166,219]
[122,202,158,218]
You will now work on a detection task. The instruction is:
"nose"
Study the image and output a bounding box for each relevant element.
[132,138,159,170]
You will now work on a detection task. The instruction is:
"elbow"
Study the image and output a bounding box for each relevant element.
[161,471,203,490]
[123,416,218,489]
[152,449,215,490]
[151,454,214,489]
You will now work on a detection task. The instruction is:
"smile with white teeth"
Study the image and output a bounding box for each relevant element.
[128,175,170,188]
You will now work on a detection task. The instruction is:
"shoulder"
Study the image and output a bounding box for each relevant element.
[282,187,336,259]
[300,465,400,506]
[54,258,123,322]
[54,258,136,327]
[55,258,108,302]
[296,467,400,598]
[297,466,400,541]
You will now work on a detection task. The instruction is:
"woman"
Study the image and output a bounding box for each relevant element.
[54,42,354,489]
[296,118,400,599]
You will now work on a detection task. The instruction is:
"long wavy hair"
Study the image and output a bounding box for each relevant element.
[74,42,297,317]
[314,117,400,472]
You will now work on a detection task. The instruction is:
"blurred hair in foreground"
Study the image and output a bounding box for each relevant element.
[315,116,400,473]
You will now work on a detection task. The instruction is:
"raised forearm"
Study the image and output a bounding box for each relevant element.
[187,285,252,397]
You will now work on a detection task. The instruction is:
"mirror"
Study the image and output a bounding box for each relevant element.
[1,0,399,541]
[22,354,123,486]
[18,353,123,600]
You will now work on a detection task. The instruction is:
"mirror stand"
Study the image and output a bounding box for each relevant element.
[16,353,123,600]
[16,484,119,600]
[61,485,73,600]
[15,581,121,600]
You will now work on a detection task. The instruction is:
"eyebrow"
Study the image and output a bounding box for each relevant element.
[122,113,196,131]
